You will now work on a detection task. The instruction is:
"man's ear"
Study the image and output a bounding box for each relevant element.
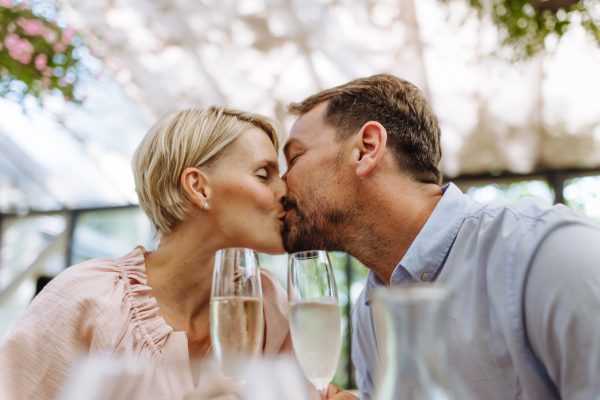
[181,167,211,209]
[353,121,388,178]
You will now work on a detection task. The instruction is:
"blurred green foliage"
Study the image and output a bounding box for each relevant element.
[564,175,600,221]
[329,252,369,390]
[439,0,600,59]
[466,180,555,204]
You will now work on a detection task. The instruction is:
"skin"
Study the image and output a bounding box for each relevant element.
[282,102,444,400]
[144,127,287,372]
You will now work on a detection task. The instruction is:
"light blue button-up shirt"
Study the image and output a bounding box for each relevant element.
[351,183,600,400]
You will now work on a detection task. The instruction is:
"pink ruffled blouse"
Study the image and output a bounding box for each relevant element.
[0,246,292,400]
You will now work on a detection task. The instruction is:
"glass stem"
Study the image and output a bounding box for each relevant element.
[318,387,327,400]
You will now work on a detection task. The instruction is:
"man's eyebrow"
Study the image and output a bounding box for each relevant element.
[283,138,301,158]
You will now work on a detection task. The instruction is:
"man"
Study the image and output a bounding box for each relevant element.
[281,74,600,399]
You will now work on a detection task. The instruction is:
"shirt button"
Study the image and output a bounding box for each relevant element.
[422,272,430,281]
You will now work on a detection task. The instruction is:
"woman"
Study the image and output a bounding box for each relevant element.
[0,107,291,400]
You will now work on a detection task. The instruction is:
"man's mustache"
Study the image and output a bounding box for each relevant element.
[284,197,299,213]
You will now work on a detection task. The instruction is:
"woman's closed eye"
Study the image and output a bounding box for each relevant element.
[256,168,268,180]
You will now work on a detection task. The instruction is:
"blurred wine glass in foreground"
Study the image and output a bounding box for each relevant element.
[371,285,455,400]
[58,356,173,400]
[183,357,312,400]
[288,250,341,400]
[210,247,264,381]
[244,356,312,400]
[60,356,311,400]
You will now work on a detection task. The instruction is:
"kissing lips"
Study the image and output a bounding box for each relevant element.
[277,212,287,223]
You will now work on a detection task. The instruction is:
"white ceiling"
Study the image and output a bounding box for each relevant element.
[1,0,600,212]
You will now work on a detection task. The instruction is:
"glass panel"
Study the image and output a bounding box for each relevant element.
[563,175,600,221]
[0,213,68,342]
[0,154,62,213]
[0,99,136,209]
[0,214,67,291]
[466,180,555,205]
[0,276,37,342]
[70,207,154,265]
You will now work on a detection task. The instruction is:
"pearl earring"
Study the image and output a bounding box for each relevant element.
[203,203,209,211]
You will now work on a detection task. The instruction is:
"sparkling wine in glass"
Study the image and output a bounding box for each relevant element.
[288,250,341,399]
[210,248,264,380]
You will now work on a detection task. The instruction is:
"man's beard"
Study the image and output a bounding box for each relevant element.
[282,195,355,254]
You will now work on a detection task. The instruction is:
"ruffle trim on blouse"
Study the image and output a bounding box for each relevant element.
[116,246,173,359]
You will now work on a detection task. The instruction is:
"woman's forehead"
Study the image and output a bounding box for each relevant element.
[227,127,279,165]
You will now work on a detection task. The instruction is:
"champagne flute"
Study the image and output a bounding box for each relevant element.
[210,248,264,380]
[288,250,341,400]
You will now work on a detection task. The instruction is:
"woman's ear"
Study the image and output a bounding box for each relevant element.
[354,121,388,178]
[181,167,211,209]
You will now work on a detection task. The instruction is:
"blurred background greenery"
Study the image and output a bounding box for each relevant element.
[440,0,600,59]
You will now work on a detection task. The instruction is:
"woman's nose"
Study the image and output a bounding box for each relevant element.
[275,175,288,204]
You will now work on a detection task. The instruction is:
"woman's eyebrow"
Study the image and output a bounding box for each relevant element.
[257,159,278,169]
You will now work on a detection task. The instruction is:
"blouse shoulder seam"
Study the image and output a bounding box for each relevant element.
[114,250,169,359]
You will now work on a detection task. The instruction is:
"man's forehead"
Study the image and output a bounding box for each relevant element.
[285,102,331,151]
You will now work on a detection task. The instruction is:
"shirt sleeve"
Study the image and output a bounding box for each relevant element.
[525,223,600,399]
[351,290,376,400]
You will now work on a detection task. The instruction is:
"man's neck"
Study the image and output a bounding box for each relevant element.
[348,180,443,285]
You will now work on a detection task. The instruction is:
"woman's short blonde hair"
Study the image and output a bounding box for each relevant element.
[132,106,281,234]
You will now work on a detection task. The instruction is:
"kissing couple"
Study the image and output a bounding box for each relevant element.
[3,74,600,400]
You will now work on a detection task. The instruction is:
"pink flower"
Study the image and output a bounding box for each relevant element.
[5,34,34,64]
[17,18,44,36]
[35,53,47,70]
[42,66,53,76]
[61,26,75,44]
[41,76,51,88]
[0,0,13,8]
[53,41,67,53]
[42,27,57,43]
[4,34,20,48]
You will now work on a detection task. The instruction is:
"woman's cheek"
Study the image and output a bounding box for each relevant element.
[252,187,276,213]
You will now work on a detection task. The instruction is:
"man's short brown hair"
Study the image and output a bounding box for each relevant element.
[288,74,442,184]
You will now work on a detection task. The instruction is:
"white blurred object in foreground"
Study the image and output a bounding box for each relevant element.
[57,356,172,400]
[58,355,311,400]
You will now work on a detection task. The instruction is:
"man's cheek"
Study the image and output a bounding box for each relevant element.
[289,168,309,190]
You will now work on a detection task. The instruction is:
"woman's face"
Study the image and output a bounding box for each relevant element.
[208,127,287,254]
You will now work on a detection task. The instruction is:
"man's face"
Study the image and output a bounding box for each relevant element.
[282,102,357,254]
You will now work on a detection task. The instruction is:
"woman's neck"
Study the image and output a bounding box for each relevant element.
[144,216,221,326]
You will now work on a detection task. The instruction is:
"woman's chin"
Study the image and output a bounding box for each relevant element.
[259,238,286,255]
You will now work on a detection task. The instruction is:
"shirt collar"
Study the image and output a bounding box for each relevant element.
[364,182,474,303]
